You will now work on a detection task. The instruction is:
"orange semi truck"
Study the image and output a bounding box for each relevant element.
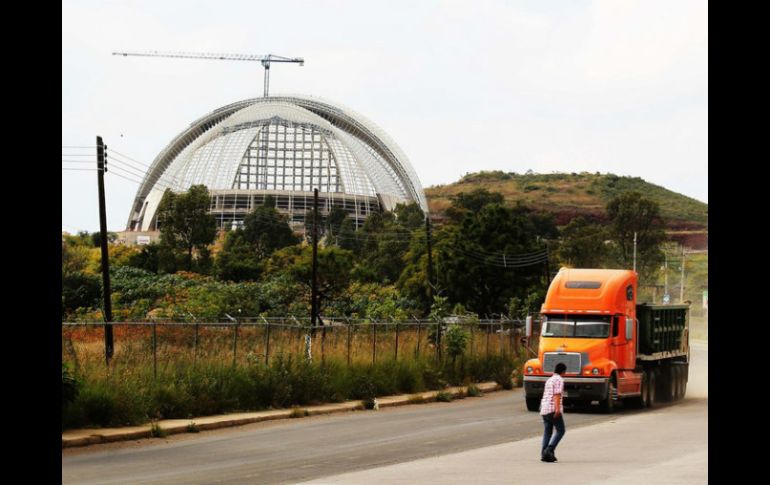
[523,268,689,412]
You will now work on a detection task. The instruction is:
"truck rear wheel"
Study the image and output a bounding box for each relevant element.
[658,366,674,402]
[669,367,678,401]
[674,365,684,401]
[645,371,656,408]
[681,366,688,398]
[526,397,540,412]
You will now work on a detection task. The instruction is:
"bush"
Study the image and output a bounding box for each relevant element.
[62,364,79,409]
[62,354,513,430]
[467,384,483,397]
[150,422,167,438]
[435,391,453,402]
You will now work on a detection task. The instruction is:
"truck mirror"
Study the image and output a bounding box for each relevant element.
[525,315,532,338]
[625,316,633,341]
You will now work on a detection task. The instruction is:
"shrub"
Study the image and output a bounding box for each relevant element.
[467,384,483,397]
[435,391,453,402]
[150,422,167,438]
[186,422,200,433]
[289,407,309,418]
[62,363,79,409]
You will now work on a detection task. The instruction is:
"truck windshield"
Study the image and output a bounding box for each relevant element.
[541,314,611,338]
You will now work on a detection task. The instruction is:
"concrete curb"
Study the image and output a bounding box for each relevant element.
[62,382,508,449]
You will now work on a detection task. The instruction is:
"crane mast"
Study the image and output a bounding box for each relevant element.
[112,50,304,97]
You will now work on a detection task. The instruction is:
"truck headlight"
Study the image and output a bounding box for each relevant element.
[592,368,600,375]
[526,366,534,374]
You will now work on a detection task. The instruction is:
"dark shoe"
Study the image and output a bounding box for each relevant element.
[543,447,557,462]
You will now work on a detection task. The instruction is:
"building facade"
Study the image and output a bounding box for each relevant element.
[126,95,427,232]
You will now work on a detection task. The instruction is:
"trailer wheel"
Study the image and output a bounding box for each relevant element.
[681,366,688,398]
[668,366,678,401]
[645,371,656,408]
[526,397,540,412]
[674,365,684,401]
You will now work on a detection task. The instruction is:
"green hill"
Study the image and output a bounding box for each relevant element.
[426,171,708,234]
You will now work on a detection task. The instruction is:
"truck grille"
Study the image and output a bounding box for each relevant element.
[543,352,581,374]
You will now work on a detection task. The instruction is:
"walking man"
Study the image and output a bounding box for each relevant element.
[540,362,566,462]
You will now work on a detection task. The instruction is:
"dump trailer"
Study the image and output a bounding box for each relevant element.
[523,268,689,412]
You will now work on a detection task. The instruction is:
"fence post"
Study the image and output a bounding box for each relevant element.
[262,316,271,366]
[469,322,475,358]
[394,318,399,361]
[225,314,238,367]
[499,319,504,357]
[372,321,377,365]
[435,321,440,361]
[486,322,490,357]
[415,318,422,358]
[152,322,157,380]
[346,317,352,367]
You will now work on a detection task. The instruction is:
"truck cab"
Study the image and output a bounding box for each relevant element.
[523,268,643,412]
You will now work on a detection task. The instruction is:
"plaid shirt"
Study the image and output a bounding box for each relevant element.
[539,373,564,415]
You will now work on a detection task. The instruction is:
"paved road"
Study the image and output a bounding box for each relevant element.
[301,341,708,485]
[62,342,707,484]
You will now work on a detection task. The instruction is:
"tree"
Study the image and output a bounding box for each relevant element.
[127,243,161,273]
[265,245,354,316]
[156,185,217,271]
[445,189,504,223]
[434,203,554,316]
[556,217,609,268]
[241,201,300,259]
[352,211,414,284]
[215,199,299,281]
[605,192,666,282]
[215,230,264,282]
[393,202,425,230]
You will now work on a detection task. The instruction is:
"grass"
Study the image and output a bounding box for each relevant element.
[435,391,454,402]
[425,171,707,230]
[150,422,167,438]
[61,326,527,430]
[289,407,310,418]
[466,384,483,397]
[186,422,200,433]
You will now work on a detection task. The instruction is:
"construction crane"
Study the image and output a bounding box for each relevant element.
[112,50,304,97]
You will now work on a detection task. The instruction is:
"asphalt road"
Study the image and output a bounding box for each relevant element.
[62,341,707,485]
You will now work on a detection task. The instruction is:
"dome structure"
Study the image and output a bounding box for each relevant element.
[127,95,427,231]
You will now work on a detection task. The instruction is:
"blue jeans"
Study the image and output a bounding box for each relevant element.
[541,413,565,453]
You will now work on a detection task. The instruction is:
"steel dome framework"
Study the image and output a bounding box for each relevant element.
[127,95,428,232]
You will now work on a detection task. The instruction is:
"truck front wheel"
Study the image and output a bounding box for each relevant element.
[599,379,617,413]
[526,397,540,412]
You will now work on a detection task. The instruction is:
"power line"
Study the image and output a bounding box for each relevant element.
[108,148,153,169]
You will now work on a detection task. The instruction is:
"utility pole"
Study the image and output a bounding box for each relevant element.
[664,252,669,298]
[96,136,114,364]
[425,216,434,304]
[310,188,319,339]
[633,231,637,272]
[680,245,686,303]
[425,216,440,359]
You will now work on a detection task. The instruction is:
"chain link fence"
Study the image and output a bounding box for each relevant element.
[62,317,542,376]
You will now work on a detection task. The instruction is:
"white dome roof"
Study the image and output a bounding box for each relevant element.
[127,95,427,230]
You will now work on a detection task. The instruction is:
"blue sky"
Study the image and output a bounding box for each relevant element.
[62,0,707,233]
